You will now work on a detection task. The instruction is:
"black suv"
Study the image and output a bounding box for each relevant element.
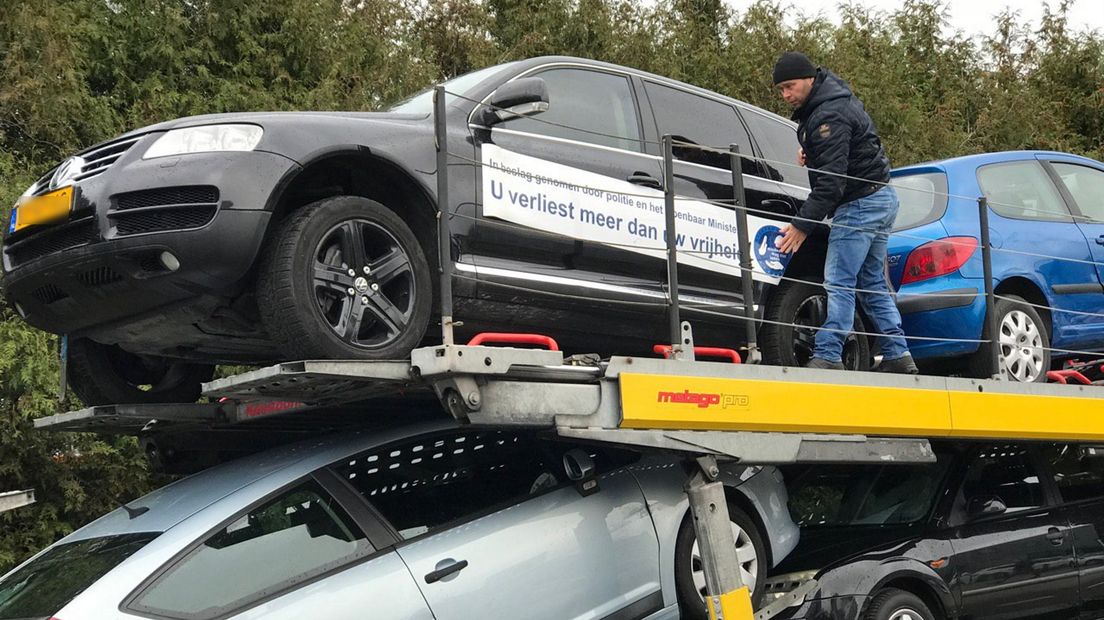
[2,56,848,405]
[770,442,1104,619]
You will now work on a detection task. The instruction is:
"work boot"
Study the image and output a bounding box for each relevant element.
[877,353,919,375]
[806,357,845,371]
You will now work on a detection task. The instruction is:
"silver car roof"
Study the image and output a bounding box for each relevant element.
[65,418,458,543]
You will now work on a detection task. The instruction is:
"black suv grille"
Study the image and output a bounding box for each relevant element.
[111,186,219,236]
[5,217,99,267]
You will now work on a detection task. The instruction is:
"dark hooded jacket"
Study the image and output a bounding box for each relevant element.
[791,69,891,233]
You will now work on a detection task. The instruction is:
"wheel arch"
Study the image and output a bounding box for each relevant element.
[722,486,774,568]
[863,573,953,620]
[993,276,1052,338]
[265,148,440,271]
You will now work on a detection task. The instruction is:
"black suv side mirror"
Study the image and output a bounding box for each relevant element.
[967,495,1008,520]
[481,77,549,126]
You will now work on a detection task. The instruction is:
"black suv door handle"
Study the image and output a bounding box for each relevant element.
[627,173,662,190]
[1047,527,1065,545]
[761,198,796,213]
[425,559,468,584]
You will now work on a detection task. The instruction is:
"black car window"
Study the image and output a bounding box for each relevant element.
[1042,443,1104,503]
[0,533,158,619]
[977,161,1072,222]
[642,80,756,174]
[785,461,949,527]
[1050,162,1104,222]
[739,109,808,188]
[129,481,371,620]
[891,172,949,231]
[961,446,1044,512]
[499,68,643,153]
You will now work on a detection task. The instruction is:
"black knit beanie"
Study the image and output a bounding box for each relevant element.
[773,52,817,85]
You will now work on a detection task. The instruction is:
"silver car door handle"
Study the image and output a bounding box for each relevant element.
[425,558,469,584]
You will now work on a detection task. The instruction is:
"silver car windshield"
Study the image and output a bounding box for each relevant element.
[388,62,519,114]
[0,532,159,618]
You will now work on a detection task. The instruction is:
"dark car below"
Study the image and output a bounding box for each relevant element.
[768,442,1104,620]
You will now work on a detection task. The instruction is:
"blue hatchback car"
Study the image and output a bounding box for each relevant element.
[887,151,1104,382]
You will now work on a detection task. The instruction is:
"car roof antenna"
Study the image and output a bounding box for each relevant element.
[118,500,149,520]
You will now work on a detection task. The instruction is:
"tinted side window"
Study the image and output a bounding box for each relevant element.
[785,461,948,527]
[961,446,1044,512]
[1043,443,1104,503]
[501,68,642,152]
[1051,162,1104,222]
[977,161,1072,221]
[130,481,371,620]
[643,80,755,174]
[335,430,565,539]
[740,109,808,188]
[891,172,949,231]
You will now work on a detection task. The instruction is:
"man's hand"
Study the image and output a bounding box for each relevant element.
[798,148,806,167]
[776,224,807,254]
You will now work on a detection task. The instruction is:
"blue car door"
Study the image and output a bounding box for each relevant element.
[1041,157,1104,348]
[975,159,1102,350]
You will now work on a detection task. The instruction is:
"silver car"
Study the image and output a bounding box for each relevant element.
[0,420,797,619]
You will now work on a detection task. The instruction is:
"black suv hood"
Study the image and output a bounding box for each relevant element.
[115,110,428,141]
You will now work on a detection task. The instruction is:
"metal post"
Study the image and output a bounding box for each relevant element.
[434,85,455,345]
[663,135,685,358]
[978,197,1001,379]
[729,146,760,364]
[686,457,754,620]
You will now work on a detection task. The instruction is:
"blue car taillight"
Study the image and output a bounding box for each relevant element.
[901,236,978,285]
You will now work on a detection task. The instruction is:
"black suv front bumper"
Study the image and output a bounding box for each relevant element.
[2,134,300,342]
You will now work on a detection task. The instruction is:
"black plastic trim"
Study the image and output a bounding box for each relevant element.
[896,287,977,314]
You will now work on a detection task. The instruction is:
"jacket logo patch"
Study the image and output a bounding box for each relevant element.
[818,123,831,139]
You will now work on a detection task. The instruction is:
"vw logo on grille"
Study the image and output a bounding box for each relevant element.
[50,156,85,190]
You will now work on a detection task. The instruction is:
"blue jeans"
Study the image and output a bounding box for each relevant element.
[814,186,910,363]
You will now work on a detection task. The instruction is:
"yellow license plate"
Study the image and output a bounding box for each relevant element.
[13,186,73,232]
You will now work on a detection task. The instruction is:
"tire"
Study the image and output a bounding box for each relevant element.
[863,588,936,620]
[968,294,1050,382]
[675,501,767,617]
[760,280,871,370]
[256,196,432,360]
[67,338,214,406]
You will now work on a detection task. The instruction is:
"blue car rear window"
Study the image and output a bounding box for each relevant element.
[891,172,949,231]
[0,532,159,618]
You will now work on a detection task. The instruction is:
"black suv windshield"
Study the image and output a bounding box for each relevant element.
[389,62,518,114]
[0,533,159,618]
[786,461,950,527]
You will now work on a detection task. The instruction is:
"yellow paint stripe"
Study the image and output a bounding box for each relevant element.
[620,373,1104,441]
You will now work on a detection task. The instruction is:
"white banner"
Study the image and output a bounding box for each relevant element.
[480,144,791,284]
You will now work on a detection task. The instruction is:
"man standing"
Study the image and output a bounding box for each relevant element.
[772,52,917,374]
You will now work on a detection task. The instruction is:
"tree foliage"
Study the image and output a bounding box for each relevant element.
[2,0,1103,572]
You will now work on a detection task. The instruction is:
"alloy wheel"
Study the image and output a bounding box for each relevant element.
[998,310,1045,382]
[792,294,862,369]
[888,608,925,620]
[311,219,417,349]
[690,520,759,600]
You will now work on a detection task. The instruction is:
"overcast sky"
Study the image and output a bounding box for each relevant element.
[722,0,1104,38]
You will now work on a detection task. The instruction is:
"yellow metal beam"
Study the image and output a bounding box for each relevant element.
[619,372,1104,441]
[707,586,755,620]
